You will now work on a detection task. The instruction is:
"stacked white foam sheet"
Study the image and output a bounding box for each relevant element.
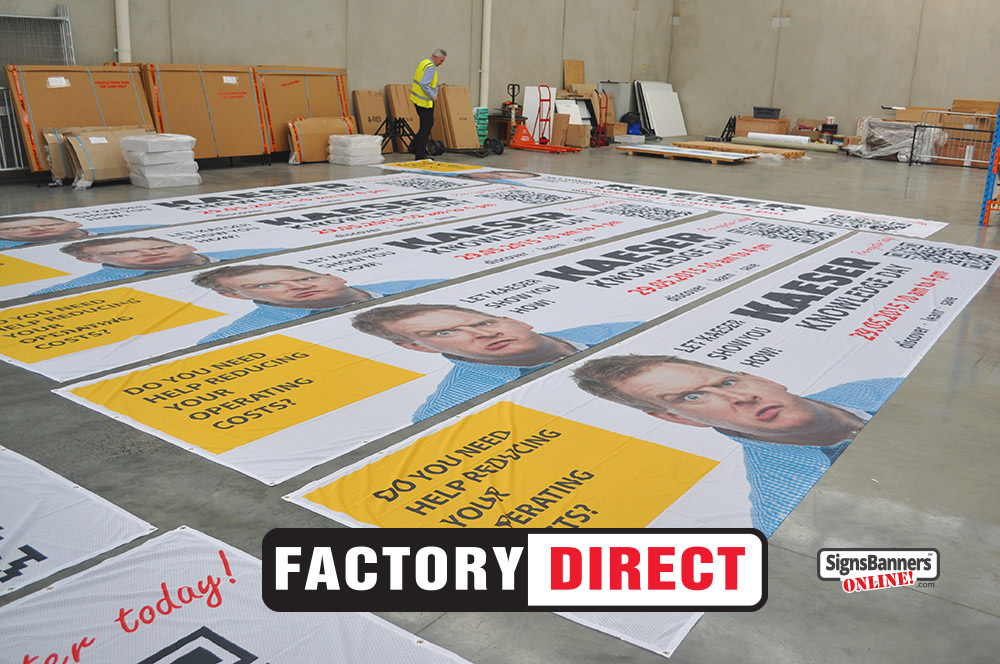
[634,81,687,137]
[328,134,384,165]
[120,133,201,188]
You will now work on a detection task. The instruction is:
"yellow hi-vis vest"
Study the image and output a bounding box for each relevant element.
[410,58,437,108]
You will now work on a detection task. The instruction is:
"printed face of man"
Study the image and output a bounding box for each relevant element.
[77,239,203,269]
[0,217,85,242]
[214,268,355,309]
[615,363,838,444]
[384,310,559,366]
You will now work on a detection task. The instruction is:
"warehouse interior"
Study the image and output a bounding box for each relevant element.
[1,1,999,663]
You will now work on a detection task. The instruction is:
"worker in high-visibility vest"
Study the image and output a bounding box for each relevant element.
[409,48,447,160]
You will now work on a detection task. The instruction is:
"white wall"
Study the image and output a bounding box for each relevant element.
[4,0,999,137]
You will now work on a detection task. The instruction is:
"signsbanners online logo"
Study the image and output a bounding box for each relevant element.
[816,548,940,593]
[262,529,767,612]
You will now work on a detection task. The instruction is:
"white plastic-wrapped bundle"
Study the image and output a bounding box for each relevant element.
[123,149,196,165]
[119,133,197,152]
[129,172,202,188]
[126,161,200,177]
[328,134,384,164]
[122,133,200,187]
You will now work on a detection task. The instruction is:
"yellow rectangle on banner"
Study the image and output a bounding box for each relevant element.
[305,402,719,529]
[70,334,424,454]
[384,160,484,172]
[0,254,70,286]
[0,287,225,363]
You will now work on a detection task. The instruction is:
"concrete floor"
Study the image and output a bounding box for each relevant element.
[1,144,999,663]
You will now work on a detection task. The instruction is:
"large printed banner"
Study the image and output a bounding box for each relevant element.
[0,183,590,302]
[382,161,948,237]
[0,446,153,594]
[58,216,847,483]
[2,197,701,382]
[288,232,998,656]
[0,172,480,250]
[0,527,471,664]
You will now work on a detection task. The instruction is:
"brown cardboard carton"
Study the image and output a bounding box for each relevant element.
[64,127,150,184]
[256,66,348,152]
[352,90,391,153]
[42,126,87,180]
[142,64,268,159]
[734,116,790,136]
[893,107,947,123]
[4,65,153,171]
[606,122,627,139]
[951,99,999,115]
[564,123,590,148]
[551,113,570,146]
[563,60,585,87]
[287,116,356,164]
[440,85,480,149]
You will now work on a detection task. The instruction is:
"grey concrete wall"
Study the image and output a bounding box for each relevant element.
[345,0,476,97]
[3,0,999,137]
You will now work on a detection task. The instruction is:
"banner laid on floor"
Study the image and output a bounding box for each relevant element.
[58,216,847,483]
[3,197,702,382]
[287,232,998,656]
[0,172,480,250]
[0,445,153,594]
[0,527,471,664]
[0,183,591,302]
[381,162,948,238]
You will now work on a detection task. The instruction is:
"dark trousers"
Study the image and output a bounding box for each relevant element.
[412,104,435,159]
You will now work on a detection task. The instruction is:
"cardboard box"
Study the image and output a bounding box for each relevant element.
[352,90,391,153]
[951,99,999,115]
[42,126,86,181]
[550,113,570,146]
[63,126,150,184]
[893,107,947,123]
[791,117,822,140]
[563,59,585,87]
[439,85,480,149]
[287,116,356,164]
[794,117,825,130]
[4,65,153,172]
[606,122,627,139]
[142,64,269,159]
[564,123,590,148]
[734,116,790,136]
[256,66,349,152]
[385,84,419,152]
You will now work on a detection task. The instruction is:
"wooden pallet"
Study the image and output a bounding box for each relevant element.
[615,144,752,164]
[673,140,805,159]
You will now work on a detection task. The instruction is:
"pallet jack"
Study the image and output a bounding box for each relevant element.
[509,125,581,153]
[509,84,581,152]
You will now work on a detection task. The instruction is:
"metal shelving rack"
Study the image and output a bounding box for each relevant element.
[978,106,1000,226]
